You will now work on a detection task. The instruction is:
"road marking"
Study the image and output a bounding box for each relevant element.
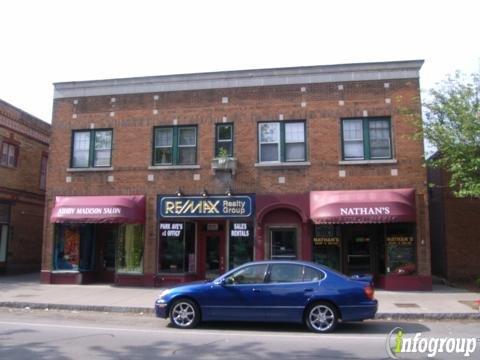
[0,320,386,340]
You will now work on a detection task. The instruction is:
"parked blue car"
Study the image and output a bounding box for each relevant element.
[155,260,377,333]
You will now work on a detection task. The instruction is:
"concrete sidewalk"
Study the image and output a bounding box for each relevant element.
[1,273,479,319]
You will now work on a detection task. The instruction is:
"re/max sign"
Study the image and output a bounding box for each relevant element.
[159,196,253,218]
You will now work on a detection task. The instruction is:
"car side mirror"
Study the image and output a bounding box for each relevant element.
[221,277,235,286]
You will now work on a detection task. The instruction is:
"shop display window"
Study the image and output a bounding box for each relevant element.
[117,224,144,274]
[158,222,195,273]
[228,222,253,270]
[312,225,341,271]
[54,224,94,271]
[385,223,416,275]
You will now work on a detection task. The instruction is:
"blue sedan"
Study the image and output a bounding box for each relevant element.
[155,261,377,333]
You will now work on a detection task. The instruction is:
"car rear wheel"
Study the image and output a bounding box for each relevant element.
[169,299,200,329]
[305,302,338,333]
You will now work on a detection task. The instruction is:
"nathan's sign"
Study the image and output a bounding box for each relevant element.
[340,207,391,216]
[159,196,253,218]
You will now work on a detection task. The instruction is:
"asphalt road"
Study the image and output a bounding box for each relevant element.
[0,308,478,360]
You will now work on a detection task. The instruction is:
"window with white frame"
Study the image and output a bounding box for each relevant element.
[258,121,306,163]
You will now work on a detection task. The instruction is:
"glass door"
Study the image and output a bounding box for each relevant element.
[270,228,297,260]
[206,235,220,280]
[0,224,8,263]
[346,231,372,275]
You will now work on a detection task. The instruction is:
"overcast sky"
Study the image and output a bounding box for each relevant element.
[1,0,478,122]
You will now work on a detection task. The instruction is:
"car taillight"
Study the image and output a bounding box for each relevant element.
[364,285,375,300]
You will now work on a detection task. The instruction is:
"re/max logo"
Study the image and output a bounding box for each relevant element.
[164,200,220,215]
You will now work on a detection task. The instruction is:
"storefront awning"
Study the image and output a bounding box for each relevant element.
[50,195,146,224]
[310,188,415,224]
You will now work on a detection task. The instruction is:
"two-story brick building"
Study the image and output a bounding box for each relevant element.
[42,60,431,290]
[0,99,50,273]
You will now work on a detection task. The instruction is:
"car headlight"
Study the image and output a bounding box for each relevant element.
[158,288,172,299]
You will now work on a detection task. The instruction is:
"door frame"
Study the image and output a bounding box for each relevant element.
[197,220,227,279]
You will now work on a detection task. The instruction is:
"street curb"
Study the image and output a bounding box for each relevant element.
[0,302,154,314]
[1,302,480,320]
[375,312,480,320]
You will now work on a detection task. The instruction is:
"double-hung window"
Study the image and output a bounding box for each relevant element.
[1,142,18,167]
[258,121,306,163]
[153,126,197,165]
[215,123,233,157]
[342,117,392,160]
[71,129,113,168]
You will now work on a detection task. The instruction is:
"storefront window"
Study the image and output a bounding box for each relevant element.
[312,225,341,271]
[117,224,144,274]
[158,222,195,273]
[385,223,416,275]
[229,222,253,270]
[54,224,94,271]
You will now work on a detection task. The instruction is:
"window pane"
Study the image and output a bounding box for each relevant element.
[72,132,90,167]
[369,120,391,158]
[229,264,268,284]
[155,128,173,147]
[7,144,16,167]
[94,131,112,150]
[344,141,364,159]
[303,266,325,281]
[217,124,232,141]
[229,222,254,270]
[94,149,111,167]
[1,143,8,165]
[178,127,196,146]
[117,224,144,273]
[285,123,305,143]
[269,264,304,283]
[271,229,297,260]
[155,148,173,164]
[260,143,279,162]
[178,147,196,165]
[259,123,279,143]
[285,143,305,161]
[343,120,363,141]
[159,222,195,273]
[0,225,7,262]
[216,143,233,157]
[54,225,80,270]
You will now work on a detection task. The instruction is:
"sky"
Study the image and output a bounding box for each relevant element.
[1,0,478,123]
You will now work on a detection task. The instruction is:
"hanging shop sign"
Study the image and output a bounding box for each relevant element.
[158,195,254,218]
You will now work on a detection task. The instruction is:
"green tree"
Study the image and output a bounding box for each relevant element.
[424,71,480,197]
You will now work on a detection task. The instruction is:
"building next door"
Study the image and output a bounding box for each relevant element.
[94,224,117,283]
[198,221,226,280]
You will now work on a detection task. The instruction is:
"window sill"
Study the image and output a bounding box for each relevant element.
[51,270,79,274]
[254,161,311,168]
[148,165,200,170]
[338,159,397,165]
[67,167,114,172]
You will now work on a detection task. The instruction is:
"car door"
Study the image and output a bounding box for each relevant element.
[260,264,324,322]
[199,263,269,321]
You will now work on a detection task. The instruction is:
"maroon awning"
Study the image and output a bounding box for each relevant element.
[310,188,415,224]
[50,195,146,224]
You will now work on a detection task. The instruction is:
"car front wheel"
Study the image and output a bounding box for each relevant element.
[305,302,338,333]
[169,299,200,329]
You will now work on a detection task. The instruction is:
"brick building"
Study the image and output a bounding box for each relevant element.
[0,99,50,273]
[428,157,480,283]
[42,60,431,290]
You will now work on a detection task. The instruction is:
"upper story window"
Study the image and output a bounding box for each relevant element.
[1,142,18,168]
[258,121,306,163]
[215,123,233,157]
[153,126,197,166]
[40,154,48,190]
[341,117,392,160]
[71,129,112,168]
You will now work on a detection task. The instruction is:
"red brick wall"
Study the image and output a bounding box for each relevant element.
[0,100,50,273]
[44,79,429,276]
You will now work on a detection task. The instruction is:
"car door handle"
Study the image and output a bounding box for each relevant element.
[252,288,262,292]
[304,288,314,292]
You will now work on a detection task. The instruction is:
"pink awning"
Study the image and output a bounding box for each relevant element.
[50,195,146,224]
[310,189,415,224]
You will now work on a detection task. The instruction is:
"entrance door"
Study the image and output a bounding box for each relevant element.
[199,222,226,280]
[270,228,297,260]
[95,224,117,283]
[0,224,8,267]
[346,228,372,275]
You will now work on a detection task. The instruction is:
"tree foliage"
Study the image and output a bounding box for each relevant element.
[424,71,480,197]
